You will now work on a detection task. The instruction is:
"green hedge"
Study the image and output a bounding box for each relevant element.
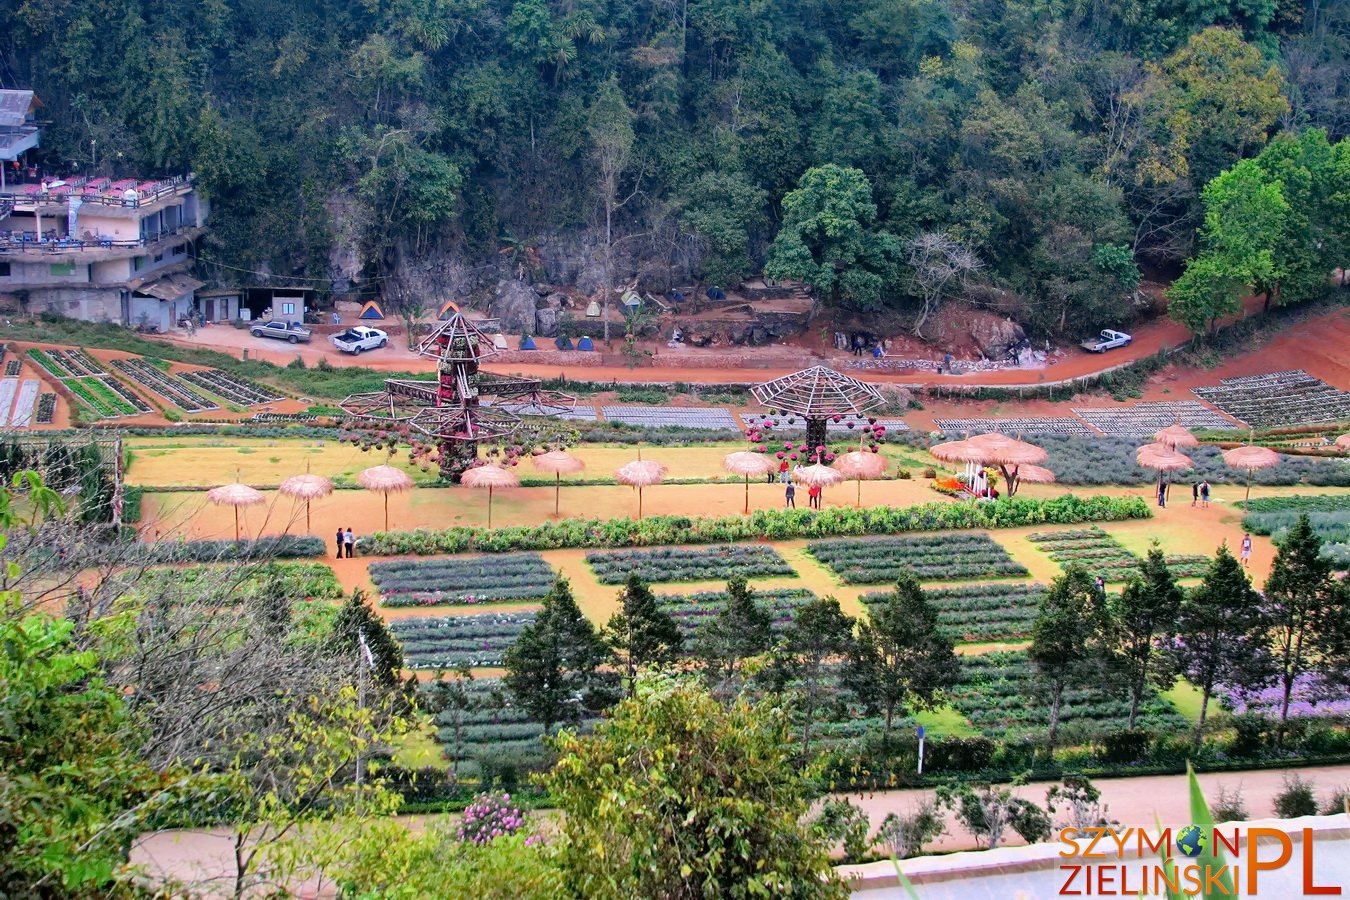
[364,494,1151,556]
[139,535,326,563]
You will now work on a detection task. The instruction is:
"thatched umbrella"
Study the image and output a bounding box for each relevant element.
[1013,464,1057,485]
[531,450,585,517]
[207,481,265,542]
[1335,433,1350,453]
[931,432,1048,496]
[793,462,844,506]
[462,462,520,529]
[358,464,414,531]
[832,450,888,507]
[1155,422,1200,449]
[616,459,667,519]
[279,473,332,533]
[1222,444,1281,506]
[1136,442,1193,503]
[724,451,775,514]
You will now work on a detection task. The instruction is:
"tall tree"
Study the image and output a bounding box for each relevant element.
[586,77,637,344]
[845,572,960,746]
[770,596,856,756]
[329,589,404,690]
[765,165,904,311]
[604,574,683,697]
[906,231,983,337]
[1111,545,1183,729]
[694,576,773,699]
[1029,567,1115,757]
[504,578,613,734]
[1174,546,1271,747]
[1262,515,1350,740]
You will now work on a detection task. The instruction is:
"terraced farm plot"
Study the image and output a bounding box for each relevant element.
[391,611,537,668]
[27,348,148,418]
[656,587,817,640]
[950,651,1188,741]
[863,582,1046,642]
[427,677,603,764]
[111,358,219,411]
[180,369,283,405]
[807,533,1028,583]
[371,553,557,607]
[1028,527,1208,582]
[586,544,795,584]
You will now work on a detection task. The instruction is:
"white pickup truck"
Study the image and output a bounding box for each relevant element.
[1080,329,1133,353]
[331,326,389,354]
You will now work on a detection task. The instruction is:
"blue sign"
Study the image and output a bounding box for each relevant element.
[916,725,925,739]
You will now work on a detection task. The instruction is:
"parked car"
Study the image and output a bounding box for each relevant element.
[250,321,312,344]
[331,326,389,354]
[1080,329,1132,353]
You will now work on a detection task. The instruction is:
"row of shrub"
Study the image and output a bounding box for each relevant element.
[586,544,794,584]
[1029,527,1209,581]
[390,611,538,668]
[863,583,1046,642]
[137,535,326,563]
[363,495,1152,556]
[370,553,557,607]
[657,588,818,639]
[807,533,1027,584]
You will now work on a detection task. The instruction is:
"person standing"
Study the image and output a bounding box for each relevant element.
[808,483,821,509]
[1200,480,1211,508]
[1191,482,1199,507]
[1157,482,1166,508]
[344,527,356,558]
[778,459,790,483]
[1094,575,1106,598]
[1240,533,1253,567]
[335,527,345,559]
[785,482,796,509]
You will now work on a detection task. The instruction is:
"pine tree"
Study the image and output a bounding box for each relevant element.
[329,589,404,689]
[504,578,612,734]
[1030,567,1115,758]
[1111,545,1183,729]
[772,596,856,756]
[604,574,683,697]
[694,576,773,699]
[1175,546,1271,747]
[1262,515,1347,742]
[846,571,960,746]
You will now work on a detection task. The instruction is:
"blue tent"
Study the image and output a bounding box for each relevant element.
[576,336,595,351]
[519,335,537,350]
[555,336,574,351]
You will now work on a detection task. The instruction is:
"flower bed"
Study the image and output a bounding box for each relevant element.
[391,611,537,668]
[1036,434,1350,487]
[3,360,18,376]
[1221,674,1350,718]
[180,368,284,405]
[366,495,1152,556]
[656,587,817,640]
[370,553,557,607]
[950,651,1189,740]
[1029,527,1209,582]
[807,533,1028,583]
[111,358,218,412]
[586,544,795,584]
[427,677,602,761]
[34,393,55,424]
[863,582,1046,642]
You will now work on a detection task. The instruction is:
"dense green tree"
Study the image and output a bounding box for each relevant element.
[682,171,768,287]
[1029,567,1115,757]
[329,589,404,690]
[769,596,856,756]
[1174,546,1271,746]
[504,578,612,734]
[544,675,850,899]
[694,576,773,698]
[1111,546,1184,729]
[603,574,684,697]
[846,572,961,746]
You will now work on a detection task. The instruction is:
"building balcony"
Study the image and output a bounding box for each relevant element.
[0,225,205,260]
[1,173,194,217]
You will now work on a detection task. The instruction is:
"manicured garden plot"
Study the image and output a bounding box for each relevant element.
[26,348,145,418]
[488,401,598,421]
[428,678,602,762]
[657,587,817,640]
[585,544,795,584]
[1028,527,1208,581]
[180,368,284,405]
[34,392,55,424]
[132,561,345,604]
[806,533,1028,583]
[391,611,537,668]
[370,553,557,607]
[1194,370,1350,428]
[3,360,18,376]
[112,358,218,411]
[600,406,742,432]
[863,583,1046,642]
[934,416,1096,437]
[1242,494,1350,566]
[950,651,1188,740]
[1071,401,1235,437]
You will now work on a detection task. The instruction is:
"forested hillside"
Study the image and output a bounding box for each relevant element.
[2,0,1346,333]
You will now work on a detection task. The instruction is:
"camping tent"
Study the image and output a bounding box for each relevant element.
[577,336,595,351]
[358,300,385,320]
[585,300,601,317]
[492,333,509,350]
[439,299,458,320]
[519,335,537,350]
[621,290,642,309]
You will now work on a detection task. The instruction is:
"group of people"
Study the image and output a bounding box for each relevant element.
[334,526,356,558]
[784,480,823,509]
[1155,479,1211,508]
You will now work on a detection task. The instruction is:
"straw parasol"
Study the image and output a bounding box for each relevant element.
[793,463,844,507]
[207,481,265,542]
[461,462,520,529]
[1222,444,1280,505]
[1335,433,1350,452]
[279,473,332,533]
[832,450,888,507]
[723,451,775,514]
[358,464,414,531]
[531,450,585,517]
[931,432,1048,497]
[616,459,667,519]
[1136,442,1193,502]
[1013,464,1057,485]
[1154,422,1200,449]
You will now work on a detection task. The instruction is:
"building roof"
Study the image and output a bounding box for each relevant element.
[0,90,36,127]
[133,272,204,301]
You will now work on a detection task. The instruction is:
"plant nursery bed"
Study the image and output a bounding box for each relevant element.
[585,544,795,584]
[657,587,817,640]
[390,611,537,668]
[807,533,1028,583]
[1028,527,1208,582]
[371,553,557,607]
[863,582,1046,642]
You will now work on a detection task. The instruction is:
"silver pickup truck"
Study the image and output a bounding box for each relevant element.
[1080,329,1132,353]
[250,321,313,344]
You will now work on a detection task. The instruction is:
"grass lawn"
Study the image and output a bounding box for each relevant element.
[1163,680,1208,725]
[914,705,978,738]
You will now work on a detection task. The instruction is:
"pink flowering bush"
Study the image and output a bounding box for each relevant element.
[458,791,529,845]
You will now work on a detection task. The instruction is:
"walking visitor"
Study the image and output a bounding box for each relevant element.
[1192,482,1199,507]
[785,482,796,509]
[1157,482,1166,508]
[808,483,821,509]
[1240,533,1253,566]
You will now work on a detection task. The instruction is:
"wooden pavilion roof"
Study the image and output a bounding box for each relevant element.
[750,366,885,418]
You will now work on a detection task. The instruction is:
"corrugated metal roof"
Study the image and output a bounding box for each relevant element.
[133,273,204,301]
[0,90,35,127]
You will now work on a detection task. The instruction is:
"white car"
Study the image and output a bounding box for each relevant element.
[1080,329,1132,353]
[331,326,389,354]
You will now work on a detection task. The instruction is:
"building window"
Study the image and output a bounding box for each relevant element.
[153,253,164,263]
[173,244,186,256]
[50,262,75,277]
[282,302,296,315]
[133,256,145,272]
[0,262,9,278]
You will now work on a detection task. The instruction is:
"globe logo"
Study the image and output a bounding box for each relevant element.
[1176,824,1207,858]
